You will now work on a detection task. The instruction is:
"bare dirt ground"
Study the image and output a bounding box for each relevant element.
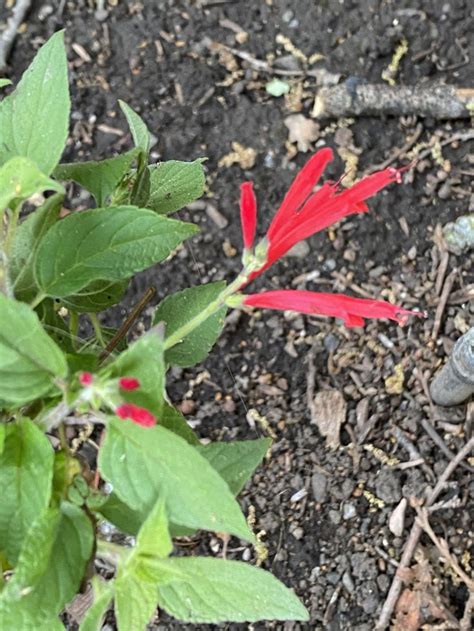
[3,1,474,629]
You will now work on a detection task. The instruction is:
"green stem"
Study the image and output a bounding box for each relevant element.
[89,312,106,348]
[163,273,247,351]
[96,539,129,566]
[0,204,22,298]
[30,292,47,309]
[69,311,79,351]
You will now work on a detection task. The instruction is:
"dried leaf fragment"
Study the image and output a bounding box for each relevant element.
[310,389,346,449]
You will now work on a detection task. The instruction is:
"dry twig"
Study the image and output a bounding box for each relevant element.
[415,505,474,589]
[0,0,32,72]
[432,268,458,340]
[375,435,474,630]
[313,83,474,119]
[99,287,156,363]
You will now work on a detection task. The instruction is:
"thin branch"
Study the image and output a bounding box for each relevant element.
[375,435,474,630]
[99,286,156,363]
[0,0,32,72]
[415,506,474,589]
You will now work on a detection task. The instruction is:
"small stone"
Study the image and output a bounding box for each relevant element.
[311,472,328,503]
[292,526,304,540]
[286,240,310,258]
[178,399,196,415]
[290,488,307,503]
[242,548,251,561]
[343,503,356,520]
[323,333,340,352]
[205,203,228,228]
[375,469,401,504]
[342,570,355,593]
[323,258,337,271]
[329,509,341,525]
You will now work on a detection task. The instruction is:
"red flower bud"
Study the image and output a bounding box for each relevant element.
[115,403,156,428]
[118,377,141,391]
[79,372,94,386]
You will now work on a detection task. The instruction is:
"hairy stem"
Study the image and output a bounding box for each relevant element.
[163,273,247,351]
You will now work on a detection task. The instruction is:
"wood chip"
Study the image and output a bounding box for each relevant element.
[310,390,346,449]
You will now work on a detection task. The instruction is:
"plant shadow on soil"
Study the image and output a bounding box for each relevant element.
[4,1,474,629]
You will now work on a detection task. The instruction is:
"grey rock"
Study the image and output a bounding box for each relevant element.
[375,468,401,504]
[351,553,378,580]
[355,580,380,614]
[343,503,357,520]
[328,509,342,525]
[311,472,328,503]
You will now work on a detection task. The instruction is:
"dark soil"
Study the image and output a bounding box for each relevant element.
[4,1,474,629]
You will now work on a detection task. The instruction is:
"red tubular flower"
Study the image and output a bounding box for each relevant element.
[245,148,403,281]
[267,147,334,243]
[118,377,141,391]
[243,290,423,328]
[239,181,257,250]
[79,372,93,386]
[115,403,157,428]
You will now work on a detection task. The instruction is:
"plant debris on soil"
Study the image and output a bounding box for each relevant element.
[2,1,473,629]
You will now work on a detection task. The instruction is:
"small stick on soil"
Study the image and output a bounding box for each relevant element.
[99,286,156,363]
[435,250,450,296]
[313,83,474,119]
[0,0,32,72]
[364,124,423,174]
[375,435,474,630]
[460,591,474,631]
[415,506,474,589]
[431,268,458,340]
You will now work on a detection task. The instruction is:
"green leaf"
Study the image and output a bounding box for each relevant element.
[97,492,143,536]
[154,282,226,367]
[135,496,172,559]
[36,299,75,353]
[0,508,60,600]
[0,157,64,213]
[119,100,152,155]
[0,295,67,404]
[147,160,205,214]
[0,419,54,563]
[0,425,4,455]
[114,497,171,630]
[160,402,199,445]
[99,419,254,542]
[115,572,157,631]
[60,279,128,313]
[151,557,309,623]
[34,205,198,297]
[0,78,12,88]
[53,148,140,207]
[78,578,113,631]
[197,438,271,495]
[0,502,93,626]
[11,193,63,301]
[106,327,165,414]
[0,31,70,174]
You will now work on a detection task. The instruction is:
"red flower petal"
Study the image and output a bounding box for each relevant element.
[243,290,423,328]
[263,166,402,271]
[267,148,334,243]
[119,377,141,391]
[240,181,257,250]
[79,371,93,386]
[115,403,157,427]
